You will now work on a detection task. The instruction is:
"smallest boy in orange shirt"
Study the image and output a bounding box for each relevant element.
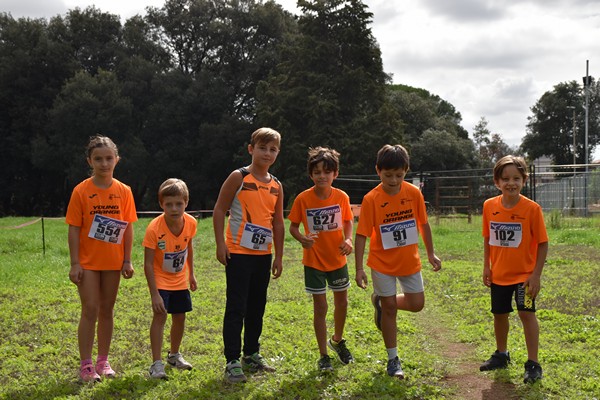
[143,178,198,379]
[480,155,548,384]
[288,147,355,372]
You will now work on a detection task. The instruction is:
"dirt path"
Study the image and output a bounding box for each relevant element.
[414,307,519,399]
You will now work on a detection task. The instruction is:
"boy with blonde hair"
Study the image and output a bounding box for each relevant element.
[143,178,197,379]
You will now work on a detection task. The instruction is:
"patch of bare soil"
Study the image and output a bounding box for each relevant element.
[415,308,519,399]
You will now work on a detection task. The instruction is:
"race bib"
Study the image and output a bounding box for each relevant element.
[240,222,272,251]
[489,221,522,248]
[379,219,419,250]
[306,205,342,233]
[162,248,188,274]
[88,214,128,244]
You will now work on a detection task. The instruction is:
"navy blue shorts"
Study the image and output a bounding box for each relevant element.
[490,283,536,314]
[158,289,192,314]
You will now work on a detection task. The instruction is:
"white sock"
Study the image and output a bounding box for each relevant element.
[386,347,398,360]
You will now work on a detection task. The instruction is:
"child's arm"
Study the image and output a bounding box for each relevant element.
[420,222,442,271]
[212,171,242,266]
[122,223,134,279]
[271,184,285,279]
[483,239,492,287]
[339,219,353,255]
[143,247,166,314]
[289,222,315,249]
[524,241,548,298]
[188,238,197,292]
[68,225,83,285]
[354,233,368,289]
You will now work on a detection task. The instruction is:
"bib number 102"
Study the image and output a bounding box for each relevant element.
[494,230,514,241]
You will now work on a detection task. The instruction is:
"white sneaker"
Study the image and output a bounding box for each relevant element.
[149,360,167,379]
[167,352,193,370]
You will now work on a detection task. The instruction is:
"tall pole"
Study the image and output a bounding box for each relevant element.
[573,108,577,175]
[583,60,590,216]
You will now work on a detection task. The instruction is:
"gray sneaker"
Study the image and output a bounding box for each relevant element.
[167,352,193,370]
[242,352,276,372]
[225,360,247,383]
[149,360,167,379]
[371,293,382,331]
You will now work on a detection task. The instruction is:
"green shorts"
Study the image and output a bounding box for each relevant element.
[304,265,350,295]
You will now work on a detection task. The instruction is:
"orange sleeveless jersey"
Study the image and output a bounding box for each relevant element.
[356,182,428,276]
[65,178,138,271]
[226,168,281,255]
[482,195,548,285]
[142,213,197,290]
[288,187,353,271]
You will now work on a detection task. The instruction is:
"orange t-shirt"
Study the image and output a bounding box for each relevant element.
[482,195,548,285]
[142,213,197,290]
[65,178,137,271]
[226,168,281,255]
[356,182,428,276]
[288,187,353,271]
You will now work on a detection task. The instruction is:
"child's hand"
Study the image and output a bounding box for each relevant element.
[216,242,230,266]
[355,269,368,289]
[482,266,492,287]
[69,263,83,285]
[429,254,442,272]
[189,274,198,292]
[338,238,353,256]
[122,261,134,279]
[151,293,167,314]
[299,233,317,249]
[524,274,541,298]
[271,259,283,279]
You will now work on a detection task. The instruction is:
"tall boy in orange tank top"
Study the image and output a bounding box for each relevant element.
[480,155,548,384]
[213,128,284,383]
[288,147,355,372]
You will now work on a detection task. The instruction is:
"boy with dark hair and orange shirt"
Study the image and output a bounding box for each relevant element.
[355,144,442,379]
[288,147,355,372]
[480,155,548,384]
[143,178,197,379]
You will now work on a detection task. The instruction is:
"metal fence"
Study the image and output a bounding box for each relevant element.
[336,163,600,220]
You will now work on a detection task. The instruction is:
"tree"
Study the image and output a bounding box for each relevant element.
[472,117,514,167]
[256,0,399,199]
[410,129,477,172]
[522,80,600,164]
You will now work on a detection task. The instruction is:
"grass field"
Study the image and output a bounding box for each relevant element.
[0,215,598,399]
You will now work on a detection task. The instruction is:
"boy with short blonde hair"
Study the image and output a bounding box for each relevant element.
[143,178,197,379]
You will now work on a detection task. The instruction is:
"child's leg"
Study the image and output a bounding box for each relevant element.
[170,313,186,354]
[332,290,348,342]
[242,255,271,356]
[312,294,329,355]
[380,295,398,349]
[77,270,101,361]
[493,313,510,352]
[223,255,253,361]
[395,292,424,312]
[96,271,121,358]
[518,311,539,362]
[150,311,167,361]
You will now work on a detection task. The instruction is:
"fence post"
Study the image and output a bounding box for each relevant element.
[42,217,46,257]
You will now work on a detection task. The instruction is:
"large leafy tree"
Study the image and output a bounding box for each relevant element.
[256,0,400,199]
[522,80,600,164]
[472,117,515,168]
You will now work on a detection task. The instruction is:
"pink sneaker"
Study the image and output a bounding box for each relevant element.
[80,364,101,382]
[95,360,116,378]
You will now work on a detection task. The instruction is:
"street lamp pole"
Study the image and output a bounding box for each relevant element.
[582,60,590,216]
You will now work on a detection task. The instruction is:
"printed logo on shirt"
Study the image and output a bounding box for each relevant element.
[492,211,500,215]
[380,202,389,208]
[382,209,414,224]
[89,193,98,199]
[109,194,122,200]
[158,240,166,250]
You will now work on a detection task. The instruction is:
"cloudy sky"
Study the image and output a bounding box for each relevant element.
[3,0,600,156]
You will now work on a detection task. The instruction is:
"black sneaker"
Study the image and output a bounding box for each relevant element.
[318,355,333,372]
[386,356,405,379]
[523,360,543,383]
[479,350,510,371]
[371,293,382,331]
[328,338,354,364]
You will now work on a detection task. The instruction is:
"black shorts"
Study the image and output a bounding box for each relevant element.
[158,289,192,314]
[490,283,536,314]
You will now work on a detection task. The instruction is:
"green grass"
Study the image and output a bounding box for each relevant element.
[0,215,598,399]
